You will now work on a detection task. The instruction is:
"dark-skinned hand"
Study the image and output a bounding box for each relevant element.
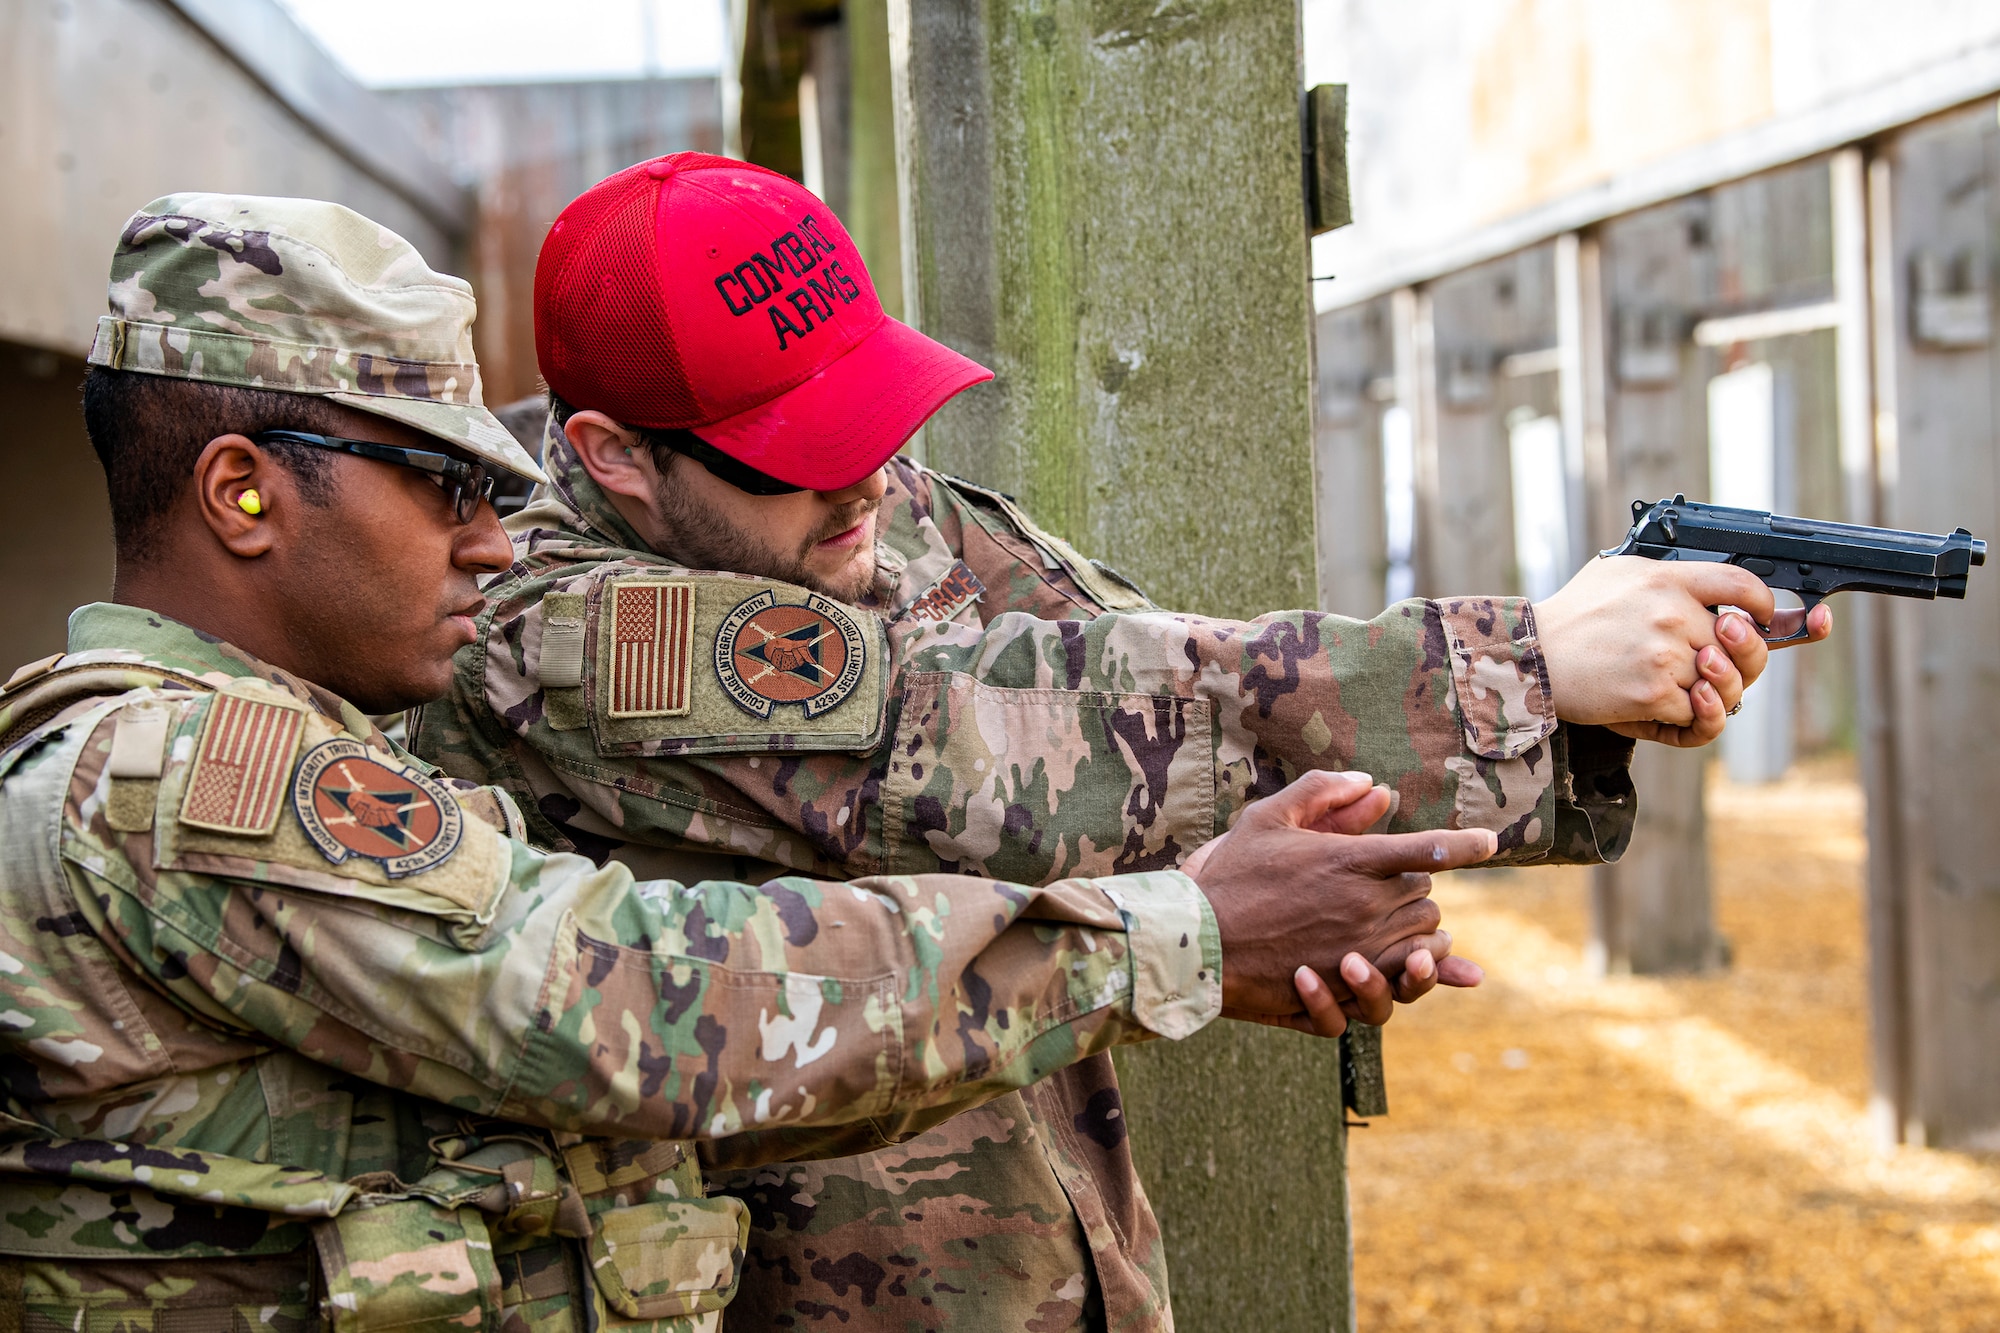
[1184,770,1496,1039]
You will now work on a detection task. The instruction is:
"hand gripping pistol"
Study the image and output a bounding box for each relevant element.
[1602,496,1986,643]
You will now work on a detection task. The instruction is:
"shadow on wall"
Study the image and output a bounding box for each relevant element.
[0,340,107,669]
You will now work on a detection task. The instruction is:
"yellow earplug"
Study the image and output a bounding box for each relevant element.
[237,489,262,515]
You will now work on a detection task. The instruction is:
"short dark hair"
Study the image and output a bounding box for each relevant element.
[546,388,704,475]
[81,367,351,562]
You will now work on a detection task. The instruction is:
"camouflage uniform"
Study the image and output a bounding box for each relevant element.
[413,432,1639,1330]
[0,196,1223,1331]
[0,607,1218,1330]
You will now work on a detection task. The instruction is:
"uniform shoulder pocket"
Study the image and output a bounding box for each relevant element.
[580,570,888,758]
[934,472,1153,612]
[151,698,513,948]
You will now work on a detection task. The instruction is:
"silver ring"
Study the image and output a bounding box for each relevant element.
[1726,702,1743,717]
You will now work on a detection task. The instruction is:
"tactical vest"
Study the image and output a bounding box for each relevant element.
[0,659,746,1331]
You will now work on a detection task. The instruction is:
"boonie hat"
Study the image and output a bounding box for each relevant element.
[533,153,992,492]
[88,193,545,484]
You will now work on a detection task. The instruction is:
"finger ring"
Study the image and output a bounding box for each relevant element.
[1727,702,1743,717]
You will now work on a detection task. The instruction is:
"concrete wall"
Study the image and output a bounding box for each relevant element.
[0,0,459,359]
[0,343,110,668]
[384,77,724,403]
[0,0,462,669]
[1304,0,2000,307]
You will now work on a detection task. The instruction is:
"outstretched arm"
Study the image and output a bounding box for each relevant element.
[32,697,1474,1159]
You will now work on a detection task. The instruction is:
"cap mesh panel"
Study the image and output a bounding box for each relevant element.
[535,168,697,426]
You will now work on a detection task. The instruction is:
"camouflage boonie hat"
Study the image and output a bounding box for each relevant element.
[87,193,545,484]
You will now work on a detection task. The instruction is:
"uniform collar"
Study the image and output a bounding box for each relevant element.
[64,602,402,754]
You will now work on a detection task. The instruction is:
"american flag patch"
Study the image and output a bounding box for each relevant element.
[607,579,696,718]
[178,691,307,835]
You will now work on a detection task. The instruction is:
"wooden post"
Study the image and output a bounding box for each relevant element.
[1558,231,1616,554]
[1862,105,2000,1149]
[1393,285,1442,599]
[1831,145,1912,1149]
[1589,201,1720,975]
[842,0,903,321]
[1418,246,1575,599]
[878,2,1356,1324]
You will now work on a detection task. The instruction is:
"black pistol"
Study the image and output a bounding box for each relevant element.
[1602,496,1986,643]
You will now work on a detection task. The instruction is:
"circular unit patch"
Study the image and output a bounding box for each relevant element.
[715,590,868,721]
[292,739,463,879]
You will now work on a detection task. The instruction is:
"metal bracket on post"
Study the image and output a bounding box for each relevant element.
[1305,83,1353,235]
[1340,1022,1388,1118]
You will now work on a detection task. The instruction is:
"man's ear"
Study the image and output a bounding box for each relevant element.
[192,435,280,558]
[566,411,663,504]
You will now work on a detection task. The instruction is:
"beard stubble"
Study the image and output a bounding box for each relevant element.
[653,462,881,602]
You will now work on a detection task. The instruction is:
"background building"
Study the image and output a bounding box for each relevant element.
[0,0,719,665]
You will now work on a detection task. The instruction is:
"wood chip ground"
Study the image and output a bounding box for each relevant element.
[1350,756,2000,1331]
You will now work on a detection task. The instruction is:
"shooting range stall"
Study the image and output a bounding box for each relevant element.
[1316,55,2000,1156]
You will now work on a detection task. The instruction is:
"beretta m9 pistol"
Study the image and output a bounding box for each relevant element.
[1602,495,1986,643]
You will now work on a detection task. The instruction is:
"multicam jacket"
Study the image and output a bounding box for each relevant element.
[412,440,1638,1331]
[0,604,1225,1332]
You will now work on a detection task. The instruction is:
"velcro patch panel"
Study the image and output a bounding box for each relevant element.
[900,560,986,625]
[588,573,887,755]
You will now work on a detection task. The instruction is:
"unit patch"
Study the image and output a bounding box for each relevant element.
[606,579,696,718]
[178,691,307,836]
[292,739,463,878]
[903,560,986,624]
[714,590,868,720]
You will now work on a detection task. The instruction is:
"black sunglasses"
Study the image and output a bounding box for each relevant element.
[253,430,498,523]
[654,431,807,496]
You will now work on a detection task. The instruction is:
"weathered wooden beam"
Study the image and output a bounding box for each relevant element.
[877,2,1359,1325]
[1589,200,1720,975]
[1311,298,1393,617]
[1862,104,2000,1149]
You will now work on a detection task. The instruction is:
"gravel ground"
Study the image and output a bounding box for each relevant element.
[1349,757,2000,1332]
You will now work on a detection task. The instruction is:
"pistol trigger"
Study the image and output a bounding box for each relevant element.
[1756,591,1823,645]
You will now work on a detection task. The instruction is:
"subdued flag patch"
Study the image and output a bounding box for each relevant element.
[608,579,696,718]
[178,691,307,835]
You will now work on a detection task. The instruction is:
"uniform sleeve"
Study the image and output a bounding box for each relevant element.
[416,492,1632,893]
[927,470,1634,868]
[882,595,1632,882]
[54,704,1222,1146]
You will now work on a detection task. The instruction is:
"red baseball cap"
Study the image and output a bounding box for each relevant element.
[534,153,992,492]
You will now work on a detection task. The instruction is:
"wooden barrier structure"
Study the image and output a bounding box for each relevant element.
[1317,82,2000,1150]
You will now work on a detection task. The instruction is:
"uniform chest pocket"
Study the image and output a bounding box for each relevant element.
[881,672,1215,883]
